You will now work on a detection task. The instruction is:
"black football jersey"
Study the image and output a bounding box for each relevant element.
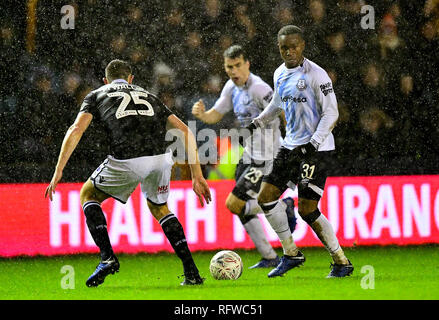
[79,80,174,159]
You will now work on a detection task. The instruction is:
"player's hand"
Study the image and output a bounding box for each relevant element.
[239,121,258,146]
[192,176,212,207]
[245,122,257,133]
[45,170,63,201]
[191,99,206,119]
[297,142,317,156]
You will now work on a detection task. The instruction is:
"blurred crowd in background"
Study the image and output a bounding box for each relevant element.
[0,0,438,183]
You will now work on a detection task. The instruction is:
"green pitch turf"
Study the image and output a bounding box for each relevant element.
[0,246,438,300]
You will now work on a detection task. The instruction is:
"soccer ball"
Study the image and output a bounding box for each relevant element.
[209,250,243,280]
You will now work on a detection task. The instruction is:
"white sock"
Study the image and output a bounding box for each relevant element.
[243,218,277,260]
[310,214,348,264]
[244,199,264,216]
[263,200,298,256]
[280,236,299,257]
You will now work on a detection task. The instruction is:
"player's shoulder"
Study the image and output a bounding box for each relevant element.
[273,63,286,80]
[82,85,104,102]
[249,73,272,92]
[221,79,235,95]
[303,58,330,81]
[249,73,267,86]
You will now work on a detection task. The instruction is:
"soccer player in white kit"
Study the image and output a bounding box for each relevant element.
[247,25,354,278]
[192,45,297,269]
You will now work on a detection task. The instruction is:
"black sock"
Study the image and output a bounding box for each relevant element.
[83,201,114,261]
[159,214,198,276]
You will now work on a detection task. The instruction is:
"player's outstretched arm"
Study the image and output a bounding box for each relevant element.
[167,114,212,206]
[44,112,93,201]
[247,87,283,133]
[191,99,224,124]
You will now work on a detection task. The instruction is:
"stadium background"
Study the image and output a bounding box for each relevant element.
[0,1,438,256]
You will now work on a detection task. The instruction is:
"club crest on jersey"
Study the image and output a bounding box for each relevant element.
[243,94,251,105]
[296,79,306,91]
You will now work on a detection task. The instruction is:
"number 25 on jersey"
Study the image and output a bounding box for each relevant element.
[108,91,155,119]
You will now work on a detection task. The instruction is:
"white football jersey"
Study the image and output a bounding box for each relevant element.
[212,73,282,161]
[268,58,339,151]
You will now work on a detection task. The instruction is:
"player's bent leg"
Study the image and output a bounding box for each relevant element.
[257,182,305,277]
[298,196,353,278]
[257,182,293,244]
[147,199,204,285]
[226,192,279,268]
[80,180,119,287]
[257,183,297,232]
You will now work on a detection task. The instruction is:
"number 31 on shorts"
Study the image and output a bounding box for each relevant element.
[301,163,315,179]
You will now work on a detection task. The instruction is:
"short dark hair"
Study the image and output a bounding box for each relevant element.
[277,25,304,41]
[105,59,132,82]
[223,45,249,61]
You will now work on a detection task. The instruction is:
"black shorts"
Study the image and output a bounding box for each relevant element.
[263,146,335,200]
[232,158,270,201]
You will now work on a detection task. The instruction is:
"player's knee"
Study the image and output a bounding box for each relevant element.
[80,180,108,205]
[225,194,244,215]
[80,183,94,206]
[257,191,278,208]
[257,183,282,206]
[147,200,171,221]
[298,198,319,222]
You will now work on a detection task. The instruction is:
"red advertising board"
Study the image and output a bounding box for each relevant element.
[1,176,439,257]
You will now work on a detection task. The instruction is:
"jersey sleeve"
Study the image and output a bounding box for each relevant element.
[310,69,339,147]
[253,82,283,128]
[211,81,233,115]
[253,82,273,110]
[149,93,174,119]
[79,91,98,117]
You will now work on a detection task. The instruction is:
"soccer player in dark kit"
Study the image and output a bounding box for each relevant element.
[247,25,354,278]
[45,59,211,287]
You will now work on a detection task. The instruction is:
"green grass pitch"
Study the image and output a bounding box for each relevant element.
[0,246,438,300]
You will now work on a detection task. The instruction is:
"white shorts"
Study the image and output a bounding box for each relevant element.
[90,152,174,204]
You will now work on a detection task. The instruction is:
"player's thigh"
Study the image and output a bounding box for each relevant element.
[260,147,298,203]
[297,197,319,217]
[80,179,109,205]
[257,181,284,204]
[140,153,173,208]
[225,192,247,215]
[297,150,334,215]
[146,199,171,221]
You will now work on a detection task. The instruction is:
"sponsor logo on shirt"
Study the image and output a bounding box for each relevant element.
[282,96,307,103]
[319,82,333,96]
[263,92,273,103]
